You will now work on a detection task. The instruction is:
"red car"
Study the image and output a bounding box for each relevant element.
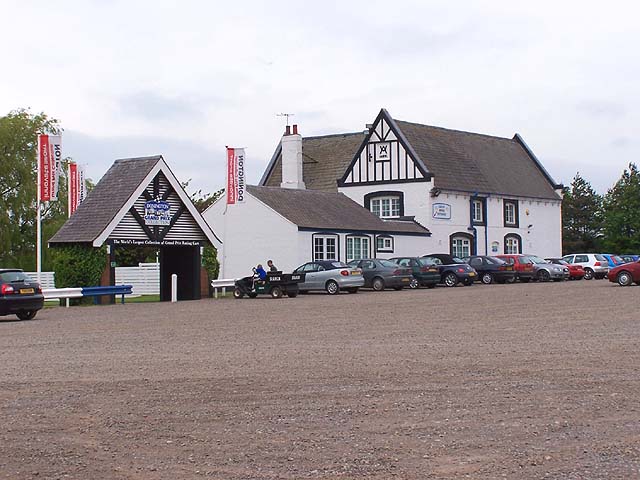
[546,258,585,280]
[495,254,535,282]
[608,260,640,286]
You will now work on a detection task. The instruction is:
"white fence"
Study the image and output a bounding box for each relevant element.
[115,263,159,295]
[25,272,56,289]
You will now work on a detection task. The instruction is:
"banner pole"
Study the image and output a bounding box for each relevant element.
[36,135,42,283]
[68,161,72,218]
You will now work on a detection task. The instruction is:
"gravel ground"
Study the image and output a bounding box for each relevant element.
[1,280,639,479]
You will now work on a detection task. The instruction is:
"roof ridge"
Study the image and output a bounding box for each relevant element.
[395,119,514,142]
[302,131,365,141]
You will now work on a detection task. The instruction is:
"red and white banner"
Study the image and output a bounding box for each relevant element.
[68,162,86,216]
[38,134,62,201]
[226,147,245,205]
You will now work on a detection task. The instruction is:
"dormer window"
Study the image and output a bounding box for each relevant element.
[364,191,405,219]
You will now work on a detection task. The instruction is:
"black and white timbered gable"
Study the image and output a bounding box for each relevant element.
[338,109,432,187]
[49,155,221,249]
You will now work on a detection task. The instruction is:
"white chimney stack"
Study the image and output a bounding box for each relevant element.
[280,124,305,189]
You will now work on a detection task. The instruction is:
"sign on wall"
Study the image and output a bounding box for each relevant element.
[226,147,246,205]
[432,203,451,219]
[376,142,391,161]
[144,200,171,226]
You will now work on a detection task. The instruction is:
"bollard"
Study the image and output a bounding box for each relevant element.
[171,274,177,302]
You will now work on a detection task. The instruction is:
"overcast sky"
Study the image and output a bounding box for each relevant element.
[1,1,638,195]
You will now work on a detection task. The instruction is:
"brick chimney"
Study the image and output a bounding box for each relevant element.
[280,124,305,189]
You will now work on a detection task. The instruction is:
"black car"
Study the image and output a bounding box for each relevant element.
[347,259,413,291]
[389,257,441,288]
[462,256,516,284]
[0,269,44,320]
[422,253,478,287]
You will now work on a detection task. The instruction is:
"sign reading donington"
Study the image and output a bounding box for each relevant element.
[226,147,245,205]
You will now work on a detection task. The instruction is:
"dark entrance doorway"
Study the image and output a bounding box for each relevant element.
[159,245,201,301]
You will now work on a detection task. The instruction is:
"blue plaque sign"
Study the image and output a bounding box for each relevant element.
[144,200,171,226]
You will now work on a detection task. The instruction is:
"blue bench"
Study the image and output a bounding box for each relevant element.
[81,285,133,304]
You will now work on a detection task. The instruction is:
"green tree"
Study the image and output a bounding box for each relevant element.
[562,173,603,254]
[601,163,640,252]
[0,109,64,270]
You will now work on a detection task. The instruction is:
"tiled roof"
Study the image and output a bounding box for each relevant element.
[394,120,561,200]
[49,156,160,244]
[247,185,430,236]
[261,132,366,192]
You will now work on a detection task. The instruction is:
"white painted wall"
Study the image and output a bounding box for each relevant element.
[339,184,562,257]
[202,193,298,279]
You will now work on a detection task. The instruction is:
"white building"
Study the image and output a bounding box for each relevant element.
[205,109,563,277]
[259,109,563,260]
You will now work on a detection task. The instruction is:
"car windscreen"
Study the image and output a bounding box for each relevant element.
[485,257,507,265]
[0,271,30,282]
[330,262,349,269]
[613,256,625,263]
[451,256,465,264]
[595,254,607,261]
[418,257,440,266]
[524,255,547,264]
[378,259,398,268]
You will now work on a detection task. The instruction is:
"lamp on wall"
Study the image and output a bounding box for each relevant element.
[430,187,441,197]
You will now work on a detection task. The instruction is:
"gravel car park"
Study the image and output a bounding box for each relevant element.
[0,281,638,479]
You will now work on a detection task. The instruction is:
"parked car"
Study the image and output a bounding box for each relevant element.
[545,258,585,280]
[495,254,535,282]
[0,269,44,320]
[421,253,477,287]
[525,255,569,282]
[561,253,609,280]
[293,261,364,295]
[602,254,626,268]
[620,254,640,263]
[347,259,413,291]
[608,260,640,286]
[461,256,516,284]
[389,257,440,289]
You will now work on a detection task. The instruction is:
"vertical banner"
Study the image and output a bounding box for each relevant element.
[49,135,62,200]
[69,162,78,215]
[226,147,246,205]
[77,163,86,203]
[38,134,51,201]
[38,134,62,201]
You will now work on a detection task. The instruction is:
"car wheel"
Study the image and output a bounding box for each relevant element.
[583,268,594,280]
[538,270,551,282]
[347,287,359,294]
[270,286,283,298]
[409,278,419,289]
[481,273,493,285]
[16,310,37,320]
[233,288,244,299]
[617,271,633,286]
[372,277,385,291]
[393,286,403,291]
[326,280,339,295]
[444,272,458,287]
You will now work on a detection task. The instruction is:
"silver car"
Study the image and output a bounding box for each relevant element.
[562,253,610,280]
[293,261,364,295]
[525,255,569,281]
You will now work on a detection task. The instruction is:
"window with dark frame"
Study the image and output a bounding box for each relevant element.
[376,235,394,253]
[472,198,486,225]
[503,200,519,227]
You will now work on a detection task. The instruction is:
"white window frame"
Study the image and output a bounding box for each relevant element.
[472,199,483,223]
[376,236,394,253]
[370,196,401,219]
[451,236,471,258]
[505,236,520,254]
[504,201,517,226]
[346,236,370,262]
[313,235,338,261]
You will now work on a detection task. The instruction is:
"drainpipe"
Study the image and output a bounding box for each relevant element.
[468,195,477,255]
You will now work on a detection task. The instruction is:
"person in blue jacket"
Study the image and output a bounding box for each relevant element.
[255,264,267,280]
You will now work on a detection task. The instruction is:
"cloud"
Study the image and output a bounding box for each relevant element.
[576,100,626,118]
[118,91,206,122]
